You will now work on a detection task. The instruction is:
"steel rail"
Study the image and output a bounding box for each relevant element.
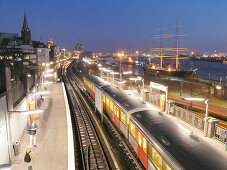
[65,66,110,169]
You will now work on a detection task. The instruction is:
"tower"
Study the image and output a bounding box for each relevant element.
[21,12,31,45]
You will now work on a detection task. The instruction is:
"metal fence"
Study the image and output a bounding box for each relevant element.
[171,104,205,131]
[214,124,226,143]
[12,83,26,107]
[27,76,35,91]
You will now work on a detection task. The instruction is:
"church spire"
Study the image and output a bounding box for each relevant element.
[22,12,29,30]
[21,12,31,45]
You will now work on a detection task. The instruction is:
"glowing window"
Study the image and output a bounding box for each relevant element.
[143,137,147,154]
[110,100,113,111]
[130,121,136,138]
[152,147,162,170]
[103,94,106,103]
[106,97,109,108]
[120,111,126,125]
[116,107,119,118]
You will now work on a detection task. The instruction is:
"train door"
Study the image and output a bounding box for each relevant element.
[113,105,119,128]
[103,94,106,110]
[92,84,95,98]
[116,107,120,128]
[138,131,148,169]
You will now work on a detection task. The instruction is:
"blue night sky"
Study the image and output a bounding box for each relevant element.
[1,0,227,53]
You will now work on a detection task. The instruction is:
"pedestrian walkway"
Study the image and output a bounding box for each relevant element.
[126,89,227,158]
[10,83,74,170]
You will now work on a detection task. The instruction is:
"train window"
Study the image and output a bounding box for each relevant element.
[103,94,106,103]
[110,101,114,111]
[148,142,153,160]
[163,161,172,170]
[130,121,136,138]
[143,137,147,154]
[152,147,162,170]
[120,111,126,125]
[116,107,119,118]
[106,96,109,108]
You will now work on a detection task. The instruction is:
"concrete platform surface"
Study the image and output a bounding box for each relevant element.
[10,83,74,170]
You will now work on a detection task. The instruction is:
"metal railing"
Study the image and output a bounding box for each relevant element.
[27,76,35,90]
[171,104,205,131]
[12,83,26,106]
[214,124,226,143]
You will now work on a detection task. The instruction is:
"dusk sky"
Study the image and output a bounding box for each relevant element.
[1,0,227,53]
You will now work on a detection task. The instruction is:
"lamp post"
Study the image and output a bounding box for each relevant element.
[118,53,124,83]
[184,97,209,136]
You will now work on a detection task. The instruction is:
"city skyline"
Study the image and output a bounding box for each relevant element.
[1,0,227,53]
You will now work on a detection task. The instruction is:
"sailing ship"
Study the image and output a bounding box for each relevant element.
[143,19,195,77]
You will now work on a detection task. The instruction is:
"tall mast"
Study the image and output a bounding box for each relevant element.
[149,39,151,64]
[176,17,179,70]
[161,23,163,69]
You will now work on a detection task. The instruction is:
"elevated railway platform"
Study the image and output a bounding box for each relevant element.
[10,83,74,170]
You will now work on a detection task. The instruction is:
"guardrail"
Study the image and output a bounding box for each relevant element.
[170,104,205,131]
[214,124,226,143]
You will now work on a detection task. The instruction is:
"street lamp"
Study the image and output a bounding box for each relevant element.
[184,97,209,136]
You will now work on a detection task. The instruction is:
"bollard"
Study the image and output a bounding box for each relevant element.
[207,117,219,138]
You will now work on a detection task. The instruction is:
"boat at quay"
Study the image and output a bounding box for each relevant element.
[143,64,195,77]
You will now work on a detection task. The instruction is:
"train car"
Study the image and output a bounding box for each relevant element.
[102,86,152,136]
[83,75,109,99]
[83,74,227,170]
[130,110,227,170]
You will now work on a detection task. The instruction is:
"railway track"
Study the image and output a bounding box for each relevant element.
[69,62,145,170]
[62,63,110,170]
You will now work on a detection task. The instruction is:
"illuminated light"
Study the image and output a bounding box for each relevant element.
[110,72,119,75]
[98,64,102,67]
[152,65,156,69]
[27,74,31,77]
[150,82,168,92]
[44,74,54,77]
[129,77,142,81]
[41,82,54,85]
[20,110,44,115]
[168,68,171,72]
[216,85,221,90]
[123,71,132,75]
[184,97,205,101]
[136,51,139,54]
[118,81,126,84]
[128,57,133,63]
[46,63,50,67]
[33,91,50,95]
[46,69,54,73]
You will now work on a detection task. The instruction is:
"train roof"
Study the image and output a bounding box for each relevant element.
[102,86,152,113]
[85,74,153,113]
[130,110,227,170]
[84,74,109,88]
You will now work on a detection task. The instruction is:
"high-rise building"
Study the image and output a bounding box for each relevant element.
[75,44,83,51]
[21,12,31,45]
